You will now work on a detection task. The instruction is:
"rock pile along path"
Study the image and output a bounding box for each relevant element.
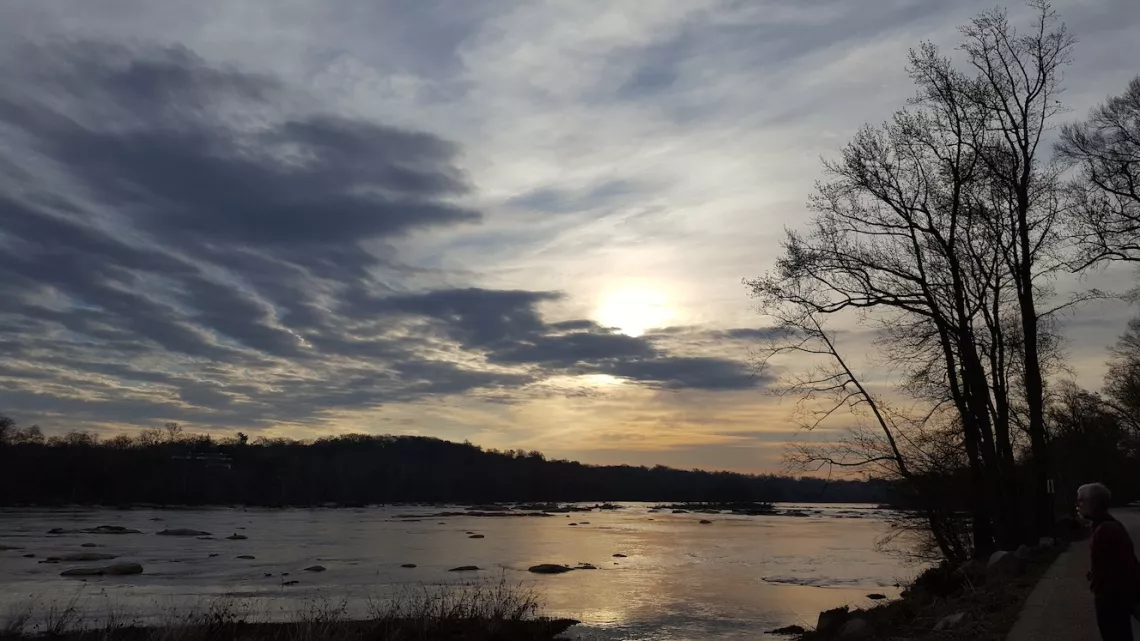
[1007,509,1140,641]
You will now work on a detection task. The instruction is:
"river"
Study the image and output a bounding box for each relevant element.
[0,503,917,640]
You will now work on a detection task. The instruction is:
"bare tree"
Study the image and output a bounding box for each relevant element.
[748,300,972,562]
[1058,77,1140,264]
[748,2,1080,555]
[11,424,45,445]
[0,415,14,447]
[957,1,1075,540]
[1104,315,1140,434]
[163,422,185,444]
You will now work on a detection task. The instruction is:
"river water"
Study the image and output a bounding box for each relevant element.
[0,503,917,640]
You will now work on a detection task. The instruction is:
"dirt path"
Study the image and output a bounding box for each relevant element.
[1006,509,1140,641]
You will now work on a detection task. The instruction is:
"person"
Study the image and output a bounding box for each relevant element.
[1077,482,1140,641]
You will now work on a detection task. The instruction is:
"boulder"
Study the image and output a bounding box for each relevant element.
[303,565,326,572]
[987,550,1026,577]
[933,612,966,631]
[103,561,144,577]
[61,562,143,577]
[23,553,35,558]
[80,543,98,548]
[283,580,300,586]
[400,563,417,568]
[448,565,480,572]
[839,618,869,638]
[157,528,211,536]
[226,534,248,540]
[1014,544,1033,561]
[468,534,485,539]
[86,526,141,534]
[613,553,628,558]
[569,523,578,526]
[529,564,573,574]
[866,593,886,600]
[50,526,140,535]
[579,521,590,525]
[816,606,850,636]
[208,554,219,557]
[699,519,713,525]
[236,555,256,560]
[768,624,806,636]
[956,558,987,579]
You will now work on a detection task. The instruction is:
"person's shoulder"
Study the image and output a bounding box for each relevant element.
[1093,518,1127,540]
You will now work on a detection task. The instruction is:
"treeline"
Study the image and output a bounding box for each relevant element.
[0,422,889,506]
[748,3,1140,561]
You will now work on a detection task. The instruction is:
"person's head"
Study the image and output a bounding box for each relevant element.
[1076,482,1112,518]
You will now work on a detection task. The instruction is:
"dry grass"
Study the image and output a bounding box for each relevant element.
[0,576,576,641]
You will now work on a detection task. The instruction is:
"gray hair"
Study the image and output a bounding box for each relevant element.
[1078,482,1112,511]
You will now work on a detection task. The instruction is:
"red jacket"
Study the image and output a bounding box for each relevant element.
[1089,514,1140,602]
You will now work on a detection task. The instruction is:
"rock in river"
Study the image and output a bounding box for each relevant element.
[528,564,573,574]
[49,526,141,535]
[61,562,143,577]
[157,528,211,537]
[699,520,713,524]
[226,534,249,540]
[468,534,485,539]
[401,563,417,568]
[236,555,256,560]
[613,553,627,558]
[304,565,326,572]
[448,565,480,572]
[51,553,117,562]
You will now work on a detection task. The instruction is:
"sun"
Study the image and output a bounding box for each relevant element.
[595,288,674,337]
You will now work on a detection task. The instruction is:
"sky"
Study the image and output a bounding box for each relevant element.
[0,0,1138,473]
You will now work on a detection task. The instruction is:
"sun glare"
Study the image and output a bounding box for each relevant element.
[595,288,674,337]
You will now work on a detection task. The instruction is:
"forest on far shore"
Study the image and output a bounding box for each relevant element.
[0,419,890,507]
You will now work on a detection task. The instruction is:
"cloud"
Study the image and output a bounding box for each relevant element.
[2,1,1133,472]
[0,40,766,436]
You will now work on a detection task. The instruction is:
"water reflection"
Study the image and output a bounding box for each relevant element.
[0,504,918,640]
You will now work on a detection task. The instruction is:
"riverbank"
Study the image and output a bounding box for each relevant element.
[0,618,578,641]
[785,509,1140,640]
[785,543,1064,640]
[0,578,578,641]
